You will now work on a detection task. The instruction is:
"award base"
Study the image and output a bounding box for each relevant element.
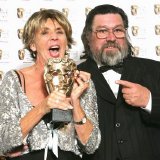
[52,109,72,122]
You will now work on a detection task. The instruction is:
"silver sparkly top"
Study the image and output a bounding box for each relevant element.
[0,70,101,157]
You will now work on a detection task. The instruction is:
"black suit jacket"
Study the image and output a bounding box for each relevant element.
[78,57,160,160]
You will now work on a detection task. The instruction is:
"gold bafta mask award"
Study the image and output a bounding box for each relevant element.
[44,53,77,122]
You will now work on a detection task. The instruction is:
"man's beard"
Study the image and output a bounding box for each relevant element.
[92,41,129,66]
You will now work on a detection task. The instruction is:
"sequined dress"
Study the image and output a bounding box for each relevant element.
[0,70,101,160]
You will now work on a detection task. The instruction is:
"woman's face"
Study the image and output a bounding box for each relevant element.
[30,18,68,63]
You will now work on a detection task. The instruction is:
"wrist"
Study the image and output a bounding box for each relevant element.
[73,115,87,125]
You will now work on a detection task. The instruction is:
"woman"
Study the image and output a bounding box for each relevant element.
[0,9,100,160]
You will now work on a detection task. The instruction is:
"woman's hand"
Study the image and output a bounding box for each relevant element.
[39,91,73,115]
[37,70,90,115]
[6,144,28,158]
[71,70,91,103]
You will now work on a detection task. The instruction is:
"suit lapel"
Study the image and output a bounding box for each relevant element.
[81,58,116,104]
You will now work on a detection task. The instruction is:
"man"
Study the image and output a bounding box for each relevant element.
[78,4,160,160]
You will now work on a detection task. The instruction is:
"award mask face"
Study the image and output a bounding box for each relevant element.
[44,55,77,97]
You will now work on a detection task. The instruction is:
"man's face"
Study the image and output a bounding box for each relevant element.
[87,13,128,66]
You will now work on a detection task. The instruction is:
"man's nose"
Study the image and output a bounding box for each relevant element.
[106,31,116,41]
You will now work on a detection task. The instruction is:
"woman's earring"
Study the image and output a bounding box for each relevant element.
[65,51,70,58]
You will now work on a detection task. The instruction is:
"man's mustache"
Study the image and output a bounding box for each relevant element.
[102,41,121,50]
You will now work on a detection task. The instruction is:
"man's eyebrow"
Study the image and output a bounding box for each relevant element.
[96,24,124,29]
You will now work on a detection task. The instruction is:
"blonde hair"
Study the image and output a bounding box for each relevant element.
[22,9,74,58]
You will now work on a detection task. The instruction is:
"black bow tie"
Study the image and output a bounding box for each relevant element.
[99,62,123,74]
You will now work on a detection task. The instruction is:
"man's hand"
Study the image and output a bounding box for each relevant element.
[116,80,150,107]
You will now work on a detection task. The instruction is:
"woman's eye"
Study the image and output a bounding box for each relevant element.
[56,30,64,35]
[41,30,48,35]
